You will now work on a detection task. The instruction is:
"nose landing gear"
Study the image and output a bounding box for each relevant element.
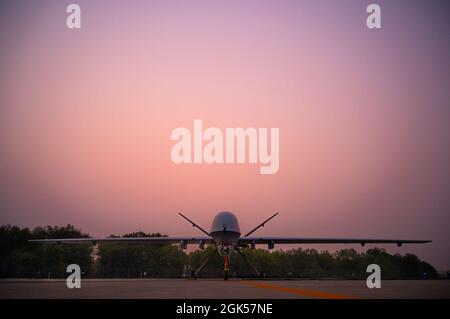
[223,256,229,280]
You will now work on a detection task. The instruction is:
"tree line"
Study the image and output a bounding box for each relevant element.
[0,225,437,279]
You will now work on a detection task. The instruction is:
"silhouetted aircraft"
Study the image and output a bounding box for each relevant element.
[30,211,431,280]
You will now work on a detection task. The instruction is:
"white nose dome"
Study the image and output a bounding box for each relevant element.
[210,211,241,234]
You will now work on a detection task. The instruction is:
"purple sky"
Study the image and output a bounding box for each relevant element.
[0,0,449,270]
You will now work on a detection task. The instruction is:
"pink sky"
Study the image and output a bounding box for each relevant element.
[1,0,449,270]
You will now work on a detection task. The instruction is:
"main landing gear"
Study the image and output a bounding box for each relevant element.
[192,248,217,280]
[192,246,261,281]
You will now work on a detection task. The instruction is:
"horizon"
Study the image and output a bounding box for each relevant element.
[1,217,440,271]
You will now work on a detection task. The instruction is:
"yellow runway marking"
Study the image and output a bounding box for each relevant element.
[242,281,357,299]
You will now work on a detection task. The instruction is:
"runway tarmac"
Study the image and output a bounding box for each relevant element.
[1,279,449,299]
